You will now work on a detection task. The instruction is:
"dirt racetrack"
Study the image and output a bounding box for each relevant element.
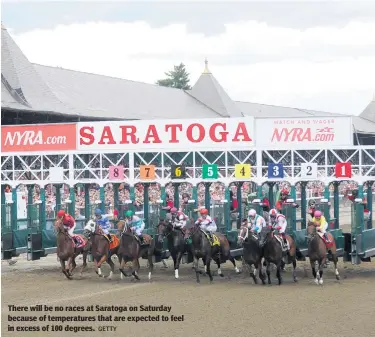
[2,254,375,337]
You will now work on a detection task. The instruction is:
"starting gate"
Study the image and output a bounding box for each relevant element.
[1,145,375,264]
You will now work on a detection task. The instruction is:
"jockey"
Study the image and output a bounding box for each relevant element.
[57,210,78,244]
[269,208,288,249]
[307,199,316,224]
[94,208,112,243]
[275,189,290,211]
[195,208,217,243]
[312,210,330,242]
[247,209,266,235]
[170,207,187,230]
[125,210,145,242]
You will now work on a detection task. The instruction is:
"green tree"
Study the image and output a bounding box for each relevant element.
[156,63,192,90]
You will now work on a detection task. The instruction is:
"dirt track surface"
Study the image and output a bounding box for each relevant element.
[2,255,375,337]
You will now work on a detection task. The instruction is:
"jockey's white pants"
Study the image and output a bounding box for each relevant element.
[64,223,76,236]
[132,223,145,236]
[319,222,328,234]
[101,227,110,235]
[174,221,186,229]
[202,224,217,233]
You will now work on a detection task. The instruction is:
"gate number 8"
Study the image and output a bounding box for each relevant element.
[113,168,119,178]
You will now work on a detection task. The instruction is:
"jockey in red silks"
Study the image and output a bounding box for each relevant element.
[57,210,78,244]
[275,188,299,211]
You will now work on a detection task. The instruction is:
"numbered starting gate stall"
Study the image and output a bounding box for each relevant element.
[2,118,375,264]
[348,199,375,264]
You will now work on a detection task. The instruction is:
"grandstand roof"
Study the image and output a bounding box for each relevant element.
[1,24,374,133]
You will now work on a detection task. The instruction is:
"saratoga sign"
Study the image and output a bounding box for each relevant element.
[77,118,255,151]
[255,117,353,148]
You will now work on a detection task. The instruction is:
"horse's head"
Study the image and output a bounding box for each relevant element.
[54,218,65,234]
[117,220,130,235]
[258,226,272,246]
[83,219,96,237]
[237,225,249,246]
[156,220,172,243]
[306,222,317,242]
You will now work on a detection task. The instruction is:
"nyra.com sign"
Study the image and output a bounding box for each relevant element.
[255,116,353,148]
[77,117,255,152]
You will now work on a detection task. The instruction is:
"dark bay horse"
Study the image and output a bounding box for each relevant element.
[54,219,90,279]
[237,225,265,284]
[117,221,154,281]
[156,220,186,279]
[306,223,340,285]
[260,226,298,285]
[190,224,239,283]
[83,220,122,279]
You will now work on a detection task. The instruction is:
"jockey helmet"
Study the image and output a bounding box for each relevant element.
[352,189,358,195]
[94,208,102,216]
[200,208,208,215]
[125,210,133,217]
[170,207,178,213]
[248,209,257,218]
[314,210,322,218]
[57,210,65,217]
[308,199,316,206]
[281,189,289,195]
[269,209,278,217]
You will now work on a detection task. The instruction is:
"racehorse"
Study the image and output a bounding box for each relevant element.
[306,222,340,285]
[117,221,154,281]
[83,220,121,279]
[189,224,240,283]
[54,218,90,279]
[260,226,298,285]
[156,219,186,279]
[237,225,265,284]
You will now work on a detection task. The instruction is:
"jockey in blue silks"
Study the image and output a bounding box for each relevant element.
[95,208,112,242]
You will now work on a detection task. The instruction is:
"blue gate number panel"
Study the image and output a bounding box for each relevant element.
[267,163,284,178]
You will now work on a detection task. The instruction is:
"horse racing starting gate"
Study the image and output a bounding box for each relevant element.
[1,118,375,265]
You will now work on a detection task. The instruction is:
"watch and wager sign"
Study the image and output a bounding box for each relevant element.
[1,116,354,181]
[1,116,353,153]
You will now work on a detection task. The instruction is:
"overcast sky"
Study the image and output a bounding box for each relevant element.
[2,1,375,115]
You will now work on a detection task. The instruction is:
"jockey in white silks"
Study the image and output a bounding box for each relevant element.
[269,208,288,249]
[170,207,187,230]
[125,210,145,239]
[247,209,266,235]
[195,208,217,242]
[94,208,112,242]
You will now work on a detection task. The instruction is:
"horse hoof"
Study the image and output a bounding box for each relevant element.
[336,275,340,281]
[314,279,319,285]
[294,278,298,283]
[219,273,224,278]
[319,279,323,285]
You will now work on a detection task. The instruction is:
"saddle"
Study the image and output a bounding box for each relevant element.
[200,230,220,247]
[317,232,334,248]
[134,234,151,246]
[274,234,289,251]
[71,235,86,249]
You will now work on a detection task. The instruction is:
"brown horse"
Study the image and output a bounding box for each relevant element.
[83,219,122,279]
[117,221,154,281]
[260,226,298,285]
[306,223,340,285]
[54,218,90,279]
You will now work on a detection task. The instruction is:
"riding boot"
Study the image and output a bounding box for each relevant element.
[208,232,214,244]
[324,233,330,242]
[106,234,112,243]
[283,238,288,250]
[138,235,143,244]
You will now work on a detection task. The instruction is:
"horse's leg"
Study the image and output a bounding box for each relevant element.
[106,256,115,279]
[66,256,73,276]
[70,256,77,274]
[60,259,70,279]
[147,250,153,281]
[131,258,140,281]
[119,257,129,278]
[174,251,183,279]
[258,260,266,285]
[292,257,298,282]
[249,263,258,284]
[266,261,272,285]
[318,257,325,285]
[194,256,200,284]
[229,256,240,274]
[276,261,282,285]
[311,259,320,285]
[80,250,88,276]
[215,257,224,277]
[206,258,213,282]
[332,253,340,280]
[96,254,108,277]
